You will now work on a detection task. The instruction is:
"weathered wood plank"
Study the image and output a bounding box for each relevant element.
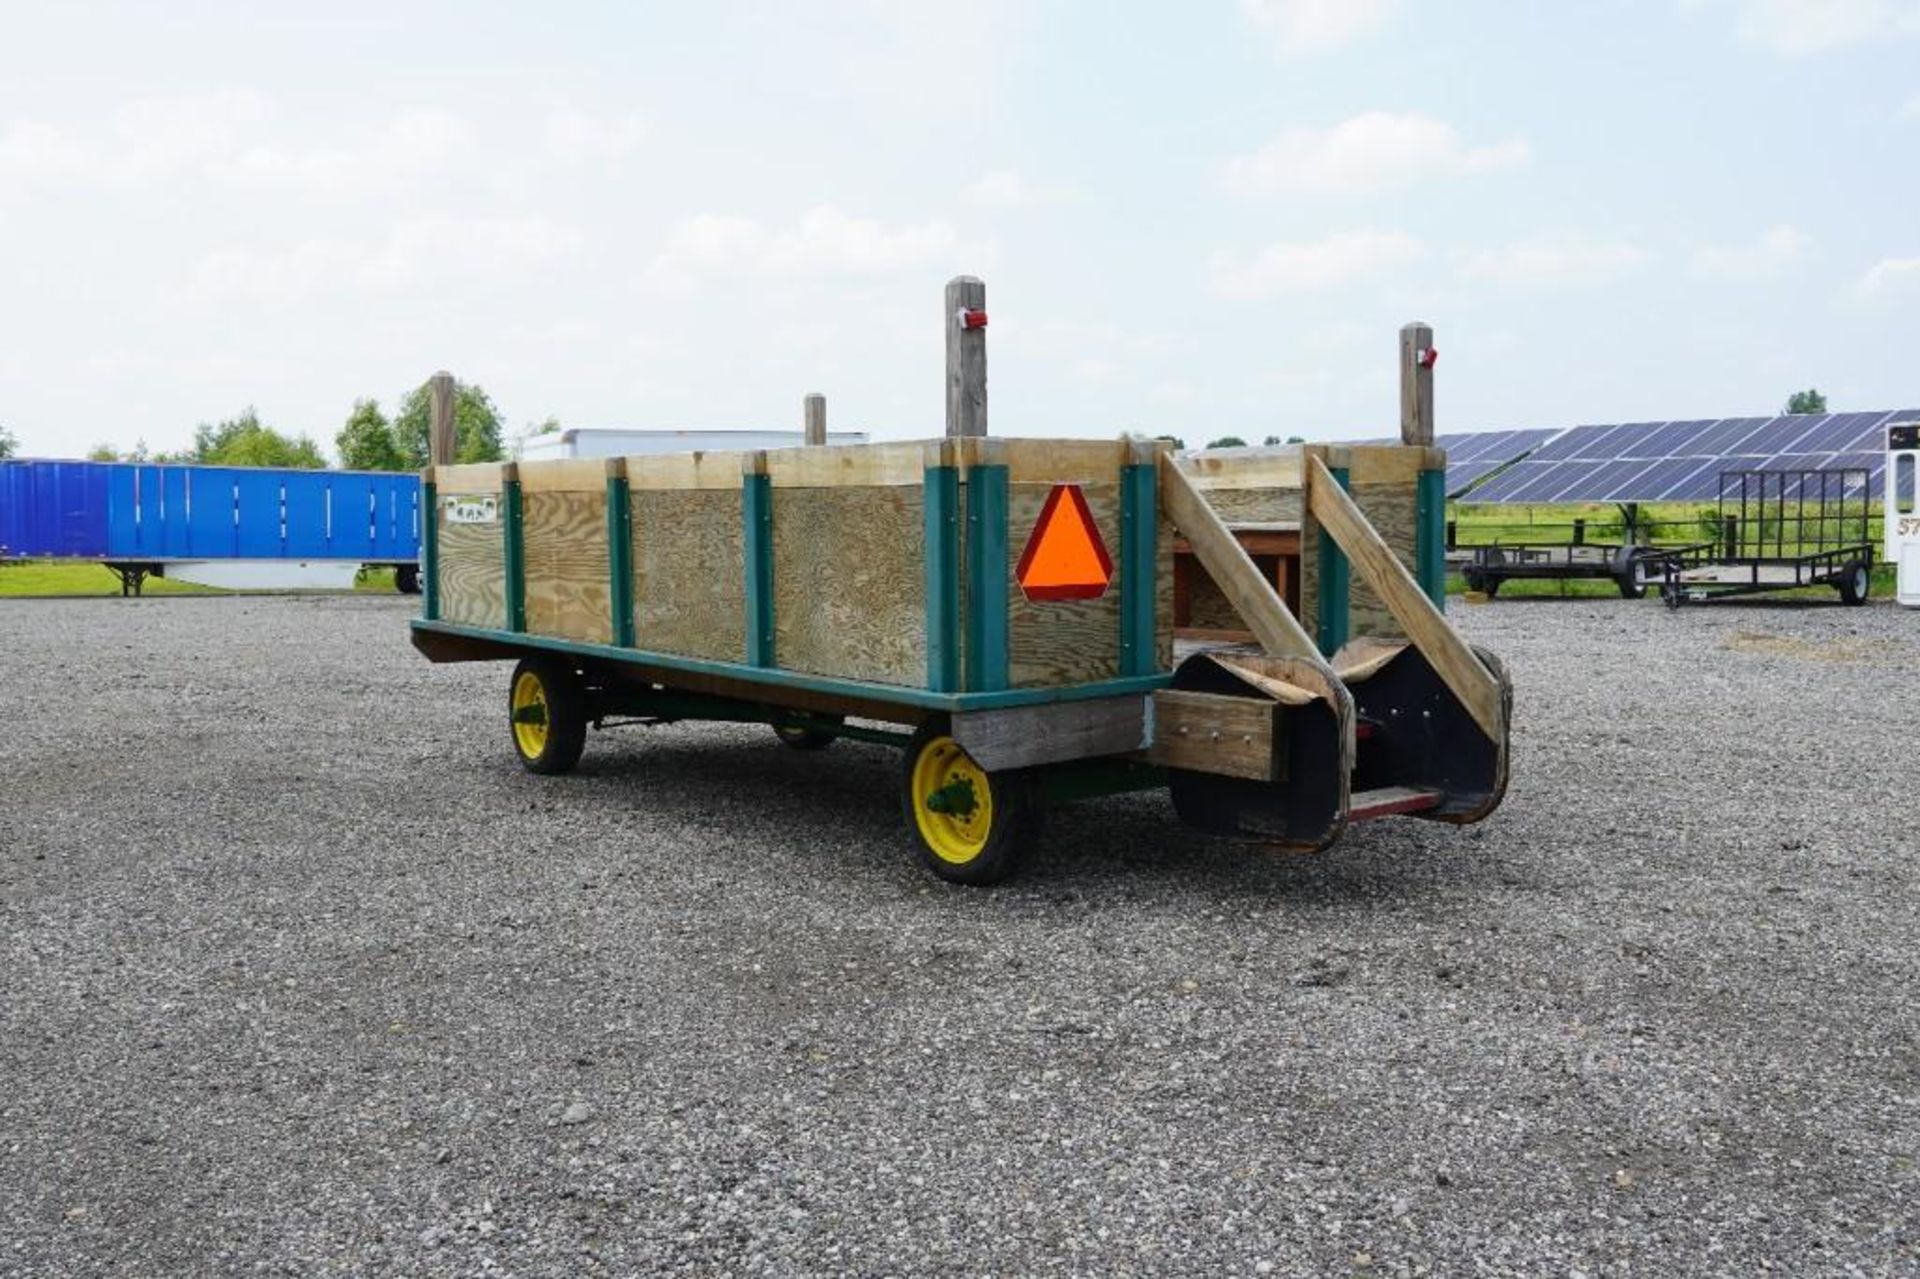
[1175,448,1304,491]
[1147,689,1278,781]
[1159,460,1319,660]
[631,488,744,661]
[431,462,506,493]
[804,393,826,447]
[522,488,611,644]
[518,458,614,493]
[961,438,1127,485]
[1200,487,1303,525]
[773,486,926,686]
[766,442,930,489]
[429,372,457,468]
[1006,480,1122,688]
[953,695,1147,770]
[1400,322,1434,446]
[946,276,987,438]
[1306,454,1502,739]
[627,452,751,491]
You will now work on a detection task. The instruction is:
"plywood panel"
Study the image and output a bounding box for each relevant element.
[437,497,505,630]
[1007,480,1122,689]
[632,488,744,662]
[1201,488,1303,526]
[1348,481,1417,641]
[523,488,611,644]
[773,486,926,686]
[1154,515,1174,672]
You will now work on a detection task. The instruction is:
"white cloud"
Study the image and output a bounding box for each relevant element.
[1240,0,1395,54]
[1224,112,1530,198]
[1460,233,1648,287]
[191,215,583,302]
[1690,224,1808,277]
[643,205,969,293]
[1718,0,1920,53]
[964,171,1074,207]
[1902,92,1920,119]
[1211,229,1422,299]
[544,108,647,164]
[219,109,474,194]
[1856,255,1920,296]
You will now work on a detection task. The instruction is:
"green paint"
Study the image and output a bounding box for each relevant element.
[1316,465,1350,656]
[1118,462,1159,677]
[606,475,635,646]
[923,777,979,817]
[964,463,1009,692]
[742,472,774,667]
[411,618,1171,713]
[421,480,440,621]
[923,464,961,692]
[1415,467,1447,611]
[503,479,526,633]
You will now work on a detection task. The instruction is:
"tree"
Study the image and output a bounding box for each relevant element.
[1785,388,1827,414]
[1154,434,1185,450]
[1206,435,1248,449]
[336,398,408,472]
[0,425,15,459]
[188,408,328,469]
[86,443,118,461]
[393,378,505,468]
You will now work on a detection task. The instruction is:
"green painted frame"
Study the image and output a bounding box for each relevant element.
[964,463,1010,693]
[606,474,635,646]
[1117,461,1159,678]
[412,617,1169,713]
[1315,464,1350,656]
[923,464,962,693]
[742,472,774,666]
[421,479,440,622]
[503,478,527,634]
[1415,466,1447,611]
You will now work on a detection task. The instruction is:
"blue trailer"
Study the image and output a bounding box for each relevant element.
[0,459,421,594]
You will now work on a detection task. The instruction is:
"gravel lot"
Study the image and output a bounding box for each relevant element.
[3,593,1918,1276]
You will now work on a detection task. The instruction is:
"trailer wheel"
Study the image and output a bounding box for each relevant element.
[900,721,1039,886]
[1462,567,1486,593]
[1838,560,1870,606]
[394,564,420,595]
[773,714,843,750]
[508,657,587,775]
[1615,569,1646,600]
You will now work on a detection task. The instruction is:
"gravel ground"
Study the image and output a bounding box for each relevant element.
[3,593,1918,1276]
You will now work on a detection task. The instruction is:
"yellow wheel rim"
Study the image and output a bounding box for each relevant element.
[910,735,994,865]
[511,670,550,760]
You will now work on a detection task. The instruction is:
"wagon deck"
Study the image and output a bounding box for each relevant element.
[411,284,1511,884]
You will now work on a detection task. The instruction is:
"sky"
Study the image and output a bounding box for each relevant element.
[1,0,1917,460]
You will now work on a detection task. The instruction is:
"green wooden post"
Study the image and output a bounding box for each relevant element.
[421,480,439,621]
[1118,459,1159,676]
[1316,465,1350,656]
[743,469,775,667]
[503,477,526,633]
[1415,467,1447,611]
[964,462,1009,693]
[606,474,634,646]
[924,462,961,692]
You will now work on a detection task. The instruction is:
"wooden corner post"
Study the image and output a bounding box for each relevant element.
[1399,323,1434,447]
[946,276,987,438]
[804,393,827,447]
[428,371,458,467]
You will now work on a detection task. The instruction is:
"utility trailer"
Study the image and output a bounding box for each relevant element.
[1460,540,1681,599]
[1661,468,1875,608]
[409,291,1511,885]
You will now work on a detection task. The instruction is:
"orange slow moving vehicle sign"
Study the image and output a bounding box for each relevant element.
[1015,483,1114,601]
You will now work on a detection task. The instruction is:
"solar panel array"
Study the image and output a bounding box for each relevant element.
[1457,410,1917,504]
[1432,428,1561,497]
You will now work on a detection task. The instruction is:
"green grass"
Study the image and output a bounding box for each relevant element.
[0,561,403,597]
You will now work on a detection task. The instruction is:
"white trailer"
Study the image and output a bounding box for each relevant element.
[1890,422,1920,607]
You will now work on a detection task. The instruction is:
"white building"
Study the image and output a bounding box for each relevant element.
[518,427,869,461]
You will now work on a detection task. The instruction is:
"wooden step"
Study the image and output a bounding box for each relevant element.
[1348,786,1444,821]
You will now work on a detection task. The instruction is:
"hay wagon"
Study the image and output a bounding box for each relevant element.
[410,283,1511,884]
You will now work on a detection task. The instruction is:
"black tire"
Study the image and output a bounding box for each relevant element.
[1837,560,1870,606]
[1463,567,1487,593]
[394,563,421,595]
[1481,577,1501,598]
[773,713,842,750]
[508,656,588,775]
[1616,571,1646,600]
[899,719,1041,886]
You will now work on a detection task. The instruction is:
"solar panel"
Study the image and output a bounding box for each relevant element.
[1433,426,1559,497]
[1448,410,1908,504]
